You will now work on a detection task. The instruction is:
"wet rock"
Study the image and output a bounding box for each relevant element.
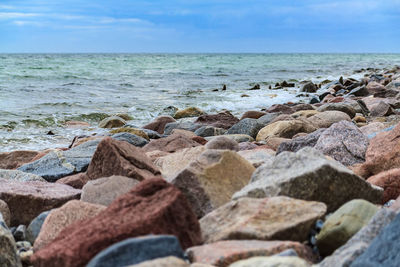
[174,107,205,119]
[159,106,178,117]
[142,116,176,134]
[301,82,317,93]
[140,129,162,139]
[13,225,26,242]
[26,211,50,245]
[0,150,39,170]
[194,125,226,137]
[367,168,400,203]
[277,128,326,154]
[205,136,239,151]
[240,111,267,120]
[317,103,356,118]
[99,116,126,128]
[164,121,203,135]
[238,149,275,168]
[226,118,265,139]
[195,111,239,129]
[308,111,351,128]
[0,213,22,267]
[56,172,89,189]
[112,132,149,147]
[143,133,201,153]
[230,256,310,267]
[256,119,317,141]
[200,196,326,243]
[369,101,395,117]
[348,86,369,97]
[0,169,45,182]
[0,200,11,227]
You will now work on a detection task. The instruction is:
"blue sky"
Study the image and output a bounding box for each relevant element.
[0,0,399,53]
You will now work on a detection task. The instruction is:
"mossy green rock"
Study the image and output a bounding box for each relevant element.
[99,116,126,128]
[316,199,378,256]
[173,107,205,119]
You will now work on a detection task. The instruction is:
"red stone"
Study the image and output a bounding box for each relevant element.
[56,173,90,189]
[367,168,400,203]
[240,111,267,120]
[0,150,39,169]
[142,116,176,134]
[143,133,201,153]
[265,104,294,114]
[195,111,239,129]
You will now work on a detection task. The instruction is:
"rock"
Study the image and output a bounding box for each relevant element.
[256,113,283,125]
[34,200,106,251]
[238,142,258,151]
[233,147,382,212]
[99,116,126,128]
[56,172,89,189]
[366,81,386,96]
[114,113,133,121]
[187,240,315,266]
[143,133,201,153]
[141,129,162,139]
[143,116,176,134]
[128,256,188,267]
[0,150,39,169]
[256,120,317,141]
[0,213,22,267]
[195,111,239,129]
[316,199,379,256]
[26,211,50,245]
[367,168,400,203]
[0,169,45,182]
[238,149,275,168]
[317,103,356,118]
[386,78,400,90]
[174,107,205,119]
[81,176,140,206]
[353,115,366,123]
[159,106,178,117]
[86,137,161,181]
[301,82,317,93]
[200,196,326,244]
[359,122,386,137]
[369,101,395,117]
[194,126,226,137]
[18,140,100,182]
[348,86,369,97]
[112,132,149,147]
[207,134,254,143]
[205,136,239,151]
[350,212,400,267]
[164,121,202,135]
[110,127,150,140]
[31,178,202,267]
[240,111,267,120]
[291,110,319,118]
[171,129,197,138]
[264,104,294,114]
[86,235,185,267]
[226,118,265,139]
[229,256,310,267]
[314,121,369,166]
[307,111,351,128]
[170,149,255,217]
[0,200,11,227]
[0,180,81,226]
[263,137,290,150]
[276,128,326,154]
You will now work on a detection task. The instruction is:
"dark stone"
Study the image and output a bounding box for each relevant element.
[194,126,225,137]
[348,86,369,97]
[301,82,317,93]
[26,211,50,245]
[13,225,26,242]
[164,122,202,135]
[310,96,320,104]
[111,132,148,147]
[257,113,283,126]
[264,104,294,114]
[140,129,162,139]
[249,84,261,90]
[318,92,331,101]
[195,111,239,130]
[226,118,265,139]
[142,116,176,134]
[277,128,326,155]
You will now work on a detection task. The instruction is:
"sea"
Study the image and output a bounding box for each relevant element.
[1,53,400,152]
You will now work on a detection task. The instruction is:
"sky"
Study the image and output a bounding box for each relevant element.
[0,0,400,53]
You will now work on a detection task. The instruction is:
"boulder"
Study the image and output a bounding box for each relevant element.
[0,199,11,226]
[174,107,205,119]
[0,180,81,226]
[31,178,202,267]
[233,147,382,212]
[207,134,254,143]
[142,116,176,134]
[0,214,22,267]
[256,113,283,125]
[195,111,239,129]
[112,132,149,147]
[277,128,326,154]
[240,111,267,120]
[238,142,258,151]
[81,176,139,206]
[26,211,50,245]
[386,78,400,90]
[110,127,150,140]
[56,172,89,189]
[291,110,319,118]
[229,256,310,267]
[256,120,317,141]
[0,150,39,169]
[194,126,225,137]
[301,82,317,93]
[317,103,356,118]
[264,104,294,114]
[365,81,387,96]
[99,116,126,128]
[164,121,202,135]
[226,118,265,139]
[86,235,185,267]
[316,199,379,256]
[307,111,351,128]
[200,196,326,244]
[367,168,400,203]
[128,256,188,267]
[205,136,239,151]
[369,101,395,117]
[238,149,275,168]
[187,240,315,266]
[143,133,200,153]
[359,122,386,137]
[0,169,45,182]
[86,137,161,181]
[170,149,255,217]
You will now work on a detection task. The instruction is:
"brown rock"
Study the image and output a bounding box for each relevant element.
[174,107,205,119]
[195,111,239,129]
[34,200,106,251]
[143,133,201,153]
[145,150,170,161]
[31,178,202,267]
[142,116,176,134]
[56,173,89,189]
[192,136,207,145]
[369,101,395,117]
[366,81,387,96]
[0,180,81,226]
[263,137,290,151]
[307,111,351,128]
[256,119,317,141]
[205,136,239,151]
[187,240,316,266]
[0,199,11,226]
[367,168,400,203]
[265,104,294,114]
[0,150,39,169]
[240,111,267,120]
[98,116,126,128]
[86,137,161,181]
[360,122,386,136]
[171,129,197,138]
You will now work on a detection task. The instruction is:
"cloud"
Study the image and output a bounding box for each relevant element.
[0,12,40,19]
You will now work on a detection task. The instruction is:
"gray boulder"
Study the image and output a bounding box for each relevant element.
[226,118,265,139]
[164,121,202,135]
[194,126,226,137]
[317,103,356,118]
[277,128,326,154]
[301,82,317,93]
[0,214,22,267]
[112,132,148,147]
[0,169,45,182]
[26,211,50,245]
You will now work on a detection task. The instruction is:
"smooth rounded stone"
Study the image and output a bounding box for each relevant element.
[291,103,315,112]
[263,137,290,151]
[264,104,295,114]
[155,147,206,179]
[200,196,326,244]
[256,119,317,141]
[369,101,395,117]
[164,121,203,135]
[98,116,126,128]
[112,132,149,147]
[359,122,386,137]
[276,128,326,155]
[313,120,369,166]
[128,256,189,267]
[171,149,255,218]
[317,103,356,118]
[87,235,185,267]
[56,172,89,189]
[238,142,258,151]
[140,128,163,139]
[226,118,265,139]
[367,168,400,203]
[34,200,106,251]
[233,147,383,212]
[142,116,176,134]
[290,109,319,118]
[0,180,81,226]
[307,110,351,128]
[18,139,101,182]
[0,169,45,182]
[229,256,310,267]
[212,134,254,143]
[194,126,226,137]
[86,137,161,181]
[187,240,315,266]
[205,136,239,151]
[0,200,11,227]
[240,110,267,120]
[26,211,50,245]
[301,82,317,93]
[81,175,140,206]
[110,127,150,140]
[348,86,369,97]
[195,111,240,129]
[350,212,400,267]
[174,107,205,119]
[316,199,379,256]
[0,214,22,267]
[31,178,202,267]
[0,150,39,169]
[143,132,201,153]
[365,81,387,96]
[13,225,26,242]
[113,113,133,121]
[256,113,283,126]
[238,149,275,168]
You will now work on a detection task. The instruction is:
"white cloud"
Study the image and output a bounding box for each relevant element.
[0,12,40,19]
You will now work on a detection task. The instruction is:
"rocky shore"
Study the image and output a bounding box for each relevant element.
[1,65,400,267]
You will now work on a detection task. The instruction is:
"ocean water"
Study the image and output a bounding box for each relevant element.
[1,53,400,152]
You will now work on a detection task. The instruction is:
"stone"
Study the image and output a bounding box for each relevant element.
[187,240,315,266]
[0,169,45,182]
[229,256,310,267]
[369,101,395,117]
[200,196,326,244]
[300,82,317,93]
[263,137,290,151]
[128,256,188,267]
[348,86,369,97]
[86,137,161,181]
[159,106,178,117]
[13,225,26,241]
[316,199,379,256]
[359,122,386,137]
[110,127,150,140]
[56,172,89,189]
[18,140,100,182]
[34,200,106,251]
[238,149,275,168]
[205,136,239,151]
[0,200,11,227]
[307,111,351,128]
[386,78,400,90]
[174,107,205,119]
[226,118,265,139]
[276,128,326,154]
[141,129,162,139]
[350,212,400,267]
[233,147,382,212]
[99,116,126,128]
[195,111,239,129]
[0,150,39,169]
[238,142,258,151]
[353,115,366,123]
[365,81,386,96]
[81,176,140,206]
[143,116,176,134]
[86,235,185,267]
[291,110,319,118]
[64,120,90,128]
[317,103,356,118]
[26,211,50,245]
[143,133,201,153]
[31,178,202,267]
[240,111,267,120]
[194,126,225,137]
[208,134,254,143]
[171,129,197,138]
[256,120,317,141]
[164,121,202,135]
[112,132,149,147]
[170,149,255,217]
[264,104,294,114]
[314,121,369,166]
[256,113,282,125]
[367,168,400,203]
[0,180,81,226]
[0,214,22,267]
